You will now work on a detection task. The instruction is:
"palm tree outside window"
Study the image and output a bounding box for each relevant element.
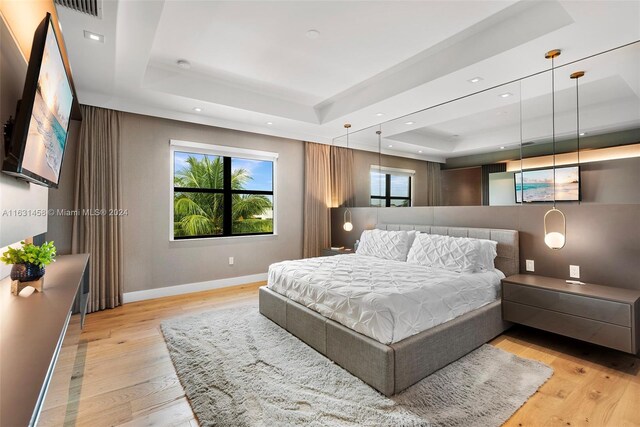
[171,143,275,239]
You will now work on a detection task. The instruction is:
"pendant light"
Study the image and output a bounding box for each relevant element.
[342,123,353,232]
[543,49,566,250]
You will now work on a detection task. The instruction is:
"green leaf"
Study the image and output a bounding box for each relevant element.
[0,241,57,267]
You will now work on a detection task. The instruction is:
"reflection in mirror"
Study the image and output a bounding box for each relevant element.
[334,41,639,208]
[336,77,526,207]
[329,125,357,210]
[332,124,374,208]
[370,166,413,207]
[383,80,523,206]
[517,42,640,204]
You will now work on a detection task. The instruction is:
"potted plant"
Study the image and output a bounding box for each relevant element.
[1,241,56,282]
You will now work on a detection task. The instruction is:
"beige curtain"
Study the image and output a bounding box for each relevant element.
[330,146,355,208]
[426,161,442,206]
[72,105,123,312]
[303,142,332,258]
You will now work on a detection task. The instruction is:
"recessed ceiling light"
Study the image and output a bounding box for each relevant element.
[266,122,273,125]
[193,107,202,112]
[499,92,513,98]
[177,59,191,70]
[387,144,393,148]
[376,112,384,117]
[579,132,587,136]
[306,29,320,39]
[468,77,483,83]
[418,150,423,153]
[83,30,104,43]
[405,121,414,125]
[500,146,505,149]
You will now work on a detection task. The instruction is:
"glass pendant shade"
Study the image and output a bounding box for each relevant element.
[544,207,566,250]
[343,209,353,232]
[544,232,565,250]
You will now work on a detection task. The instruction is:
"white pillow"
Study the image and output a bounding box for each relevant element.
[356,229,412,261]
[473,239,498,271]
[406,229,418,247]
[406,234,481,273]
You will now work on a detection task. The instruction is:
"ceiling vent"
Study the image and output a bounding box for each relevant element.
[54,0,102,19]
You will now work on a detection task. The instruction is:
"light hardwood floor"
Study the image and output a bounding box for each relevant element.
[45,282,639,427]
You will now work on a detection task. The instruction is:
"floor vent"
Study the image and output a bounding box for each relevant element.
[54,0,102,19]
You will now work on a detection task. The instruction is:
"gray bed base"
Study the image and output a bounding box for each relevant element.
[260,287,510,396]
[259,225,518,396]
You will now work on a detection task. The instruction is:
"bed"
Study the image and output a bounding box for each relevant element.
[259,225,518,396]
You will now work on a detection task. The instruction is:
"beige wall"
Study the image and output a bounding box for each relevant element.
[0,0,61,60]
[119,113,304,293]
[353,150,434,207]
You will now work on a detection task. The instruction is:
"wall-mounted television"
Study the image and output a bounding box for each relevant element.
[2,13,79,188]
[515,165,581,203]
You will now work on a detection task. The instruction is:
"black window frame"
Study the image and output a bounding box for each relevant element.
[370,172,412,207]
[173,154,274,240]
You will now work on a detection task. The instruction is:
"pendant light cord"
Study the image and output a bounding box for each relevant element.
[572,71,584,205]
[377,127,382,225]
[576,76,580,182]
[519,79,524,202]
[346,125,349,149]
[343,123,351,211]
[551,55,556,209]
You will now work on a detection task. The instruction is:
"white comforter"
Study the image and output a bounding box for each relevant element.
[267,254,504,344]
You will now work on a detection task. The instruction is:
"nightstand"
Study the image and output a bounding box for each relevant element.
[321,248,354,257]
[502,274,640,354]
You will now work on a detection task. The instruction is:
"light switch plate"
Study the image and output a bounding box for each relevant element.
[229,257,234,265]
[570,265,580,278]
[526,260,535,272]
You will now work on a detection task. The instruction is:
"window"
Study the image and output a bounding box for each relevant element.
[171,141,276,239]
[370,166,413,207]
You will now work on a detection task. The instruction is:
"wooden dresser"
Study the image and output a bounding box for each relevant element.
[0,254,90,426]
[502,274,640,354]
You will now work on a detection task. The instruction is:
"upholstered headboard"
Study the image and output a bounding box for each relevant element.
[375,224,520,278]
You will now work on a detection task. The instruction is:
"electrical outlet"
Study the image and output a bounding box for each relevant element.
[526,260,535,272]
[570,265,580,279]
[229,257,234,265]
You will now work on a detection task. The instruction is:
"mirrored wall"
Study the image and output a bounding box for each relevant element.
[331,41,640,208]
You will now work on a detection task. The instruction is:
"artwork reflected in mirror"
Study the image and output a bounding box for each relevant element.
[515,166,580,203]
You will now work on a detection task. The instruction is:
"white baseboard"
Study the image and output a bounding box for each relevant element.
[122,272,267,304]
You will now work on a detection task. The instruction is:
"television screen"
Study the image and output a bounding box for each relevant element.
[22,20,73,185]
[2,13,77,188]
[515,166,580,203]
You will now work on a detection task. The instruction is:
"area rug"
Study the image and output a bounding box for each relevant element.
[160,305,552,427]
